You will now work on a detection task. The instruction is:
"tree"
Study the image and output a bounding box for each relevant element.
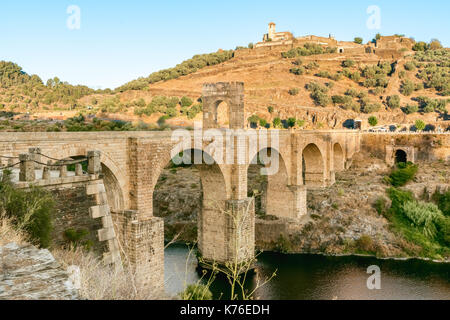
[403,104,419,115]
[368,116,378,127]
[400,80,415,96]
[267,106,274,113]
[273,117,282,128]
[413,41,428,51]
[415,119,426,132]
[287,117,296,128]
[354,37,363,44]
[387,95,401,109]
[248,115,259,127]
[429,39,442,50]
[180,96,193,107]
[296,119,306,128]
[288,88,299,96]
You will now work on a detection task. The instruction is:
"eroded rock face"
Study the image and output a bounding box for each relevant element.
[0,243,79,300]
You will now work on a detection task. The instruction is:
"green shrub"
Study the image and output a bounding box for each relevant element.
[413,41,428,52]
[259,118,268,128]
[0,180,54,248]
[385,163,418,187]
[368,116,378,126]
[311,91,331,107]
[432,191,450,217]
[374,197,387,215]
[296,119,305,127]
[64,228,92,250]
[342,59,356,68]
[287,117,296,128]
[292,58,303,66]
[332,95,350,105]
[248,115,260,127]
[290,67,305,75]
[415,120,426,131]
[402,104,419,114]
[361,103,381,114]
[275,234,292,254]
[288,88,299,96]
[281,43,337,58]
[402,201,444,239]
[273,117,282,128]
[400,80,415,96]
[180,96,193,108]
[354,37,363,44]
[387,95,401,109]
[387,187,414,216]
[345,88,359,97]
[180,284,213,300]
[404,61,416,71]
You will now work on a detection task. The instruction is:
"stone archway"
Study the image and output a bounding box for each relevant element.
[247,148,290,219]
[395,149,408,164]
[214,100,231,128]
[302,143,325,188]
[333,143,345,172]
[152,148,232,264]
[202,82,245,129]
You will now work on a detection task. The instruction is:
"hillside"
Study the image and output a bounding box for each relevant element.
[1,37,449,131]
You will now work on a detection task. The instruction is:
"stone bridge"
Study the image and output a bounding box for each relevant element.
[0,82,362,293]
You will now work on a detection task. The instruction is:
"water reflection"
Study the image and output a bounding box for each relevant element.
[165,244,450,300]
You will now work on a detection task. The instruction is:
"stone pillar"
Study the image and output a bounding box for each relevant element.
[75,163,83,176]
[225,198,255,265]
[113,211,164,298]
[288,185,307,219]
[42,167,50,180]
[29,148,42,169]
[19,154,35,182]
[88,151,102,175]
[59,165,67,178]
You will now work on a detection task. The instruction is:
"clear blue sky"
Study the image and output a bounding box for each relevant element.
[1,0,448,89]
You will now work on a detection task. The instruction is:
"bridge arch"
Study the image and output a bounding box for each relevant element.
[333,143,345,173]
[214,100,231,128]
[247,147,295,219]
[302,143,325,188]
[152,148,231,263]
[47,144,126,211]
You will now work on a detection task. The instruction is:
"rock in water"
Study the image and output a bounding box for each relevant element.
[0,243,79,300]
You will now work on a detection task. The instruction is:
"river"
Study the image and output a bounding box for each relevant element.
[165,244,449,300]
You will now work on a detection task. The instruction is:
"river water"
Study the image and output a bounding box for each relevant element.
[165,244,450,300]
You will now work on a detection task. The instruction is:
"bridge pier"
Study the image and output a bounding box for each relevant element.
[198,197,255,268]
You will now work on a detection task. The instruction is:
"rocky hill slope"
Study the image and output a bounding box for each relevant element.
[1,39,449,130]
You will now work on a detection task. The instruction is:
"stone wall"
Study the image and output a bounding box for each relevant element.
[50,182,104,253]
[361,133,450,163]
